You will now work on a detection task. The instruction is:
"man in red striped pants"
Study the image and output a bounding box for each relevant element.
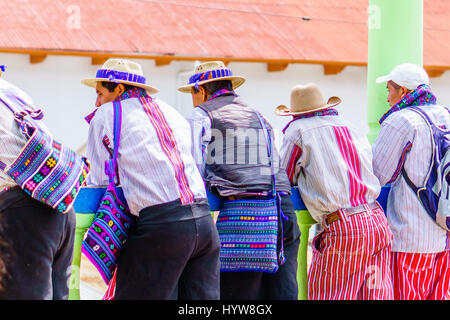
[278,83,394,300]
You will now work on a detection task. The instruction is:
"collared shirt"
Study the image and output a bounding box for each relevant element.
[372,104,450,253]
[280,112,381,224]
[85,89,207,216]
[0,79,51,191]
[186,106,212,178]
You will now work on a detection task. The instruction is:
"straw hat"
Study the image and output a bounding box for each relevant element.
[82,58,158,94]
[275,83,341,116]
[178,61,246,93]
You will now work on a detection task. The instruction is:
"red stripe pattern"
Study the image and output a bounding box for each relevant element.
[391,251,450,300]
[308,206,394,300]
[138,96,195,205]
[285,144,302,184]
[333,126,367,207]
[102,268,117,300]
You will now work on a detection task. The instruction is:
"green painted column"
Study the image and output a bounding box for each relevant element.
[68,187,105,300]
[367,0,423,143]
[68,213,95,300]
[295,210,316,300]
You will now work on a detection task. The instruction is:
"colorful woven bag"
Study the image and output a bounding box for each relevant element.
[215,111,286,273]
[0,93,89,213]
[81,100,137,284]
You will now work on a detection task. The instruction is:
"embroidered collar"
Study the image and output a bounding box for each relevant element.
[379,84,437,124]
[114,87,148,102]
[84,88,149,124]
[208,89,236,101]
[282,108,339,133]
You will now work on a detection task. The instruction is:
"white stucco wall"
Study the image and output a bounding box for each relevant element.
[1,52,449,153]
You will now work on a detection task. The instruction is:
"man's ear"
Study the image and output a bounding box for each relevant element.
[116,83,126,96]
[200,86,210,100]
[400,86,410,99]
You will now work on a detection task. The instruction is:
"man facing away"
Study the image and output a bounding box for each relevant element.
[277,83,394,300]
[82,58,220,299]
[179,61,301,300]
[373,63,450,300]
[0,67,76,299]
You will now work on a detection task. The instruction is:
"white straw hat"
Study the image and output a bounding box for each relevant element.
[178,61,245,93]
[82,58,158,94]
[275,83,341,116]
[376,63,429,90]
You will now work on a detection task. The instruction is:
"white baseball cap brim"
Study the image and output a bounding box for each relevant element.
[376,63,429,90]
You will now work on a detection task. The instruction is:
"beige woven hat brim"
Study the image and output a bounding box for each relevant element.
[275,96,342,116]
[82,77,159,95]
[177,76,246,93]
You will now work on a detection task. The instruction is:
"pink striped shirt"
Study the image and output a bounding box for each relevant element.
[85,91,206,216]
[280,114,381,223]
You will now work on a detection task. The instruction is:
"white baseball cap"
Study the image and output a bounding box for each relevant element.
[376,63,429,90]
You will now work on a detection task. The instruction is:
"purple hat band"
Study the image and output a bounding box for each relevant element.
[188,68,233,90]
[96,69,146,85]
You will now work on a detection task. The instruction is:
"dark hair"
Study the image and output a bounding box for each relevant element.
[101,81,138,93]
[388,80,401,90]
[193,80,233,95]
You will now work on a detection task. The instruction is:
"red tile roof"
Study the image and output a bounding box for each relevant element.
[1,0,449,68]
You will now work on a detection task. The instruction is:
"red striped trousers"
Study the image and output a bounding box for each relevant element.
[391,251,450,300]
[308,204,394,300]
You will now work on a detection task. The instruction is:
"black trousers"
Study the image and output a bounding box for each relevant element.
[220,194,301,300]
[0,187,75,300]
[115,199,221,300]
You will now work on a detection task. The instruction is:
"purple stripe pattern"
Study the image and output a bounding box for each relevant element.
[189,68,233,90]
[96,69,147,85]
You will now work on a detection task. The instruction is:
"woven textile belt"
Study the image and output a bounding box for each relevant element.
[325,202,380,226]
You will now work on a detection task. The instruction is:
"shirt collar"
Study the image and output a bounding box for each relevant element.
[84,88,149,124]
[282,108,339,134]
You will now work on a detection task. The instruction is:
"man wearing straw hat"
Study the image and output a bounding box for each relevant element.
[82,58,220,299]
[276,83,394,300]
[179,61,300,300]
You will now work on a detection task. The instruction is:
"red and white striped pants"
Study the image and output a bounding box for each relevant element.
[391,251,450,300]
[308,204,394,300]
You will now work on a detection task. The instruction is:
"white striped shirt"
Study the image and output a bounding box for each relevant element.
[0,79,51,190]
[185,106,211,177]
[372,105,450,253]
[85,91,207,216]
[280,114,381,224]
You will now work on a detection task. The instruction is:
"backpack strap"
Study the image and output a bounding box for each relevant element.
[402,106,449,193]
[402,167,419,192]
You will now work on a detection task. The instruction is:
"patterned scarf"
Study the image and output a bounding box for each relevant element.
[282,108,339,134]
[84,88,148,124]
[379,84,437,124]
[208,88,236,101]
